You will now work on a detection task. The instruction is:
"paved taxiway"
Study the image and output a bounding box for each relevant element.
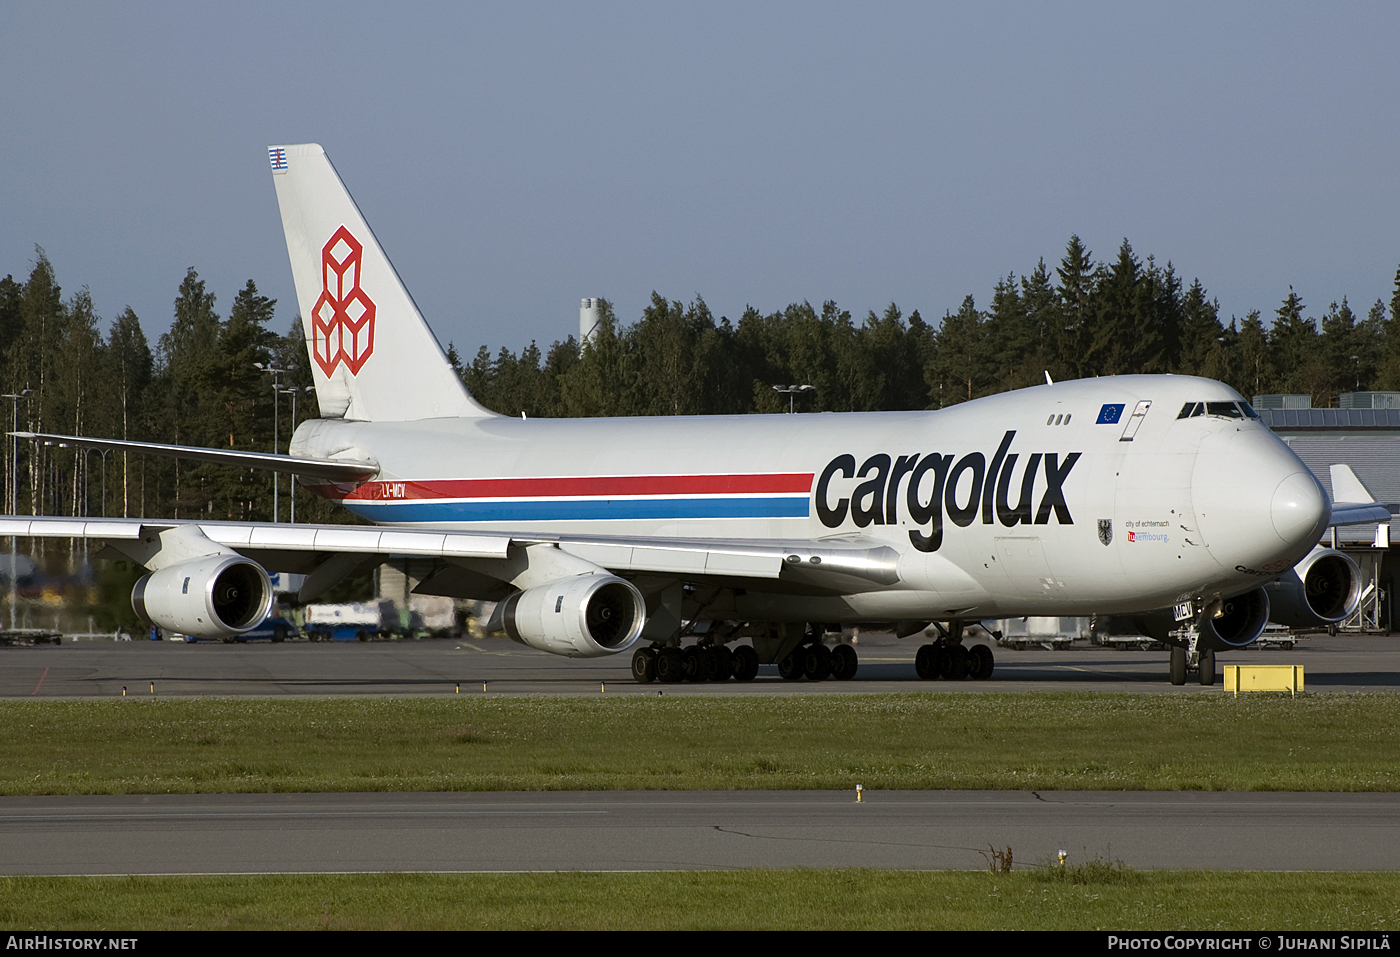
[3,631,1398,696]
[4,790,1400,875]
[4,633,1398,875]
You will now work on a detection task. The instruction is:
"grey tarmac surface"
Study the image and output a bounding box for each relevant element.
[4,790,1400,875]
[3,630,1399,697]
[4,633,1398,876]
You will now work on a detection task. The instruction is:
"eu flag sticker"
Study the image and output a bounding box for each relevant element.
[1097,403,1125,424]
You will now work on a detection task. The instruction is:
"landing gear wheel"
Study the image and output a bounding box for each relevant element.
[1169,646,1187,685]
[802,644,833,681]
[712,645,735,682]
[656,647,685,683]
[731,645,760,682]
[631,647,657,683]
[967,643,995,680]
[941,645,968,680]
[778,650,804,680]
[915,644,937,679]
[1198,647,1216,686]
[683,645,707,682]
[830,644,858,680]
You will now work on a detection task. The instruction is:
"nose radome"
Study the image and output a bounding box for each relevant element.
[1272,470,1328,544]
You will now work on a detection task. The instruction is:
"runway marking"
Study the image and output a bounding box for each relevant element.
[30,668,48,696]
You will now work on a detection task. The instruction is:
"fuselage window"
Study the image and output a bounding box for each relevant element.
[1063,413,1070,425]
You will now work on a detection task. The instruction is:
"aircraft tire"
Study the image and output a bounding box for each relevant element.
[830,644,858,680]
[731,645,760,681]
[631,647,657,683]
[1198,647,1216,686]
[1169,646,1187,685]
[968,643,994,680]
[682,645,705,682]
[778,651,804,680]
[712,645,735,681]
[914,644,937,679]
[953,644,970,679]
[656,647,685,683]
[803,644,833,681]
[940,646,967,680]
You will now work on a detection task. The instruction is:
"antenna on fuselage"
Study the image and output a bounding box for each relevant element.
[1045,371,1054,386]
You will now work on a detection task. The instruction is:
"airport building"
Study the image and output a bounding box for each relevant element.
[1257,392,1400,633]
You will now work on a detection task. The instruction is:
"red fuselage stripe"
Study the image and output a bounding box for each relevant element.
[339,473,816,501]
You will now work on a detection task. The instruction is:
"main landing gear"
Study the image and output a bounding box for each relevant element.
[776,641,859,682]
[630,635,860,684]
[913,621,995,681]
[632,642,765,684]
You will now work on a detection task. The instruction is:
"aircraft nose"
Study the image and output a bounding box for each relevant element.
[1192,429,1328,572]
[1272,470,1328,543]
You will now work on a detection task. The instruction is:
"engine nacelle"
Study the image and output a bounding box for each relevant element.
[499,574,645,658]
[1202,586,1271,648]
[1265,546,1362,628]
[132,556,273,640]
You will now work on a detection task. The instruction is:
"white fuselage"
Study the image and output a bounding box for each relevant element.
[290,374,1328,622]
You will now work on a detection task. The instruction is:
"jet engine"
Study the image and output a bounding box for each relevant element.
[1265,546,1362,628]
[498,574,645,658]
[1201,586,1271,648]
[132,555,273,640]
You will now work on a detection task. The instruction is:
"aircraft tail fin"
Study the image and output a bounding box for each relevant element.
[268,144,495,422]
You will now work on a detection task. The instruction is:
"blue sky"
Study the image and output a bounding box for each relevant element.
[4,2,1398,357]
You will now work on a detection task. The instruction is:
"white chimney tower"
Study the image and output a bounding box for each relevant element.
[580,298,601,345]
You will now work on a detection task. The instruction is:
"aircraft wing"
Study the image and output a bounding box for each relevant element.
[8,432,377,483]
[0,516,898,600]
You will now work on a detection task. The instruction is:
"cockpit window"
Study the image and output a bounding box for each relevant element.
[1179,401,1256,420]
[1206,402,1245,419]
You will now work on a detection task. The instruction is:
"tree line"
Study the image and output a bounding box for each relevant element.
[464,237,1400,420]
[0,250,318,527]
[6,235,1400,530]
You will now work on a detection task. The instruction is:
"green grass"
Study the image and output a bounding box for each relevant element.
[2,692,1399,794]
[2,870,1398,930]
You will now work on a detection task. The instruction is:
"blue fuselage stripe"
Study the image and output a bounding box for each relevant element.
[341,497,811,523]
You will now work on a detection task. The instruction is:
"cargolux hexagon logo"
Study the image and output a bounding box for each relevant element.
[311,226,376,376]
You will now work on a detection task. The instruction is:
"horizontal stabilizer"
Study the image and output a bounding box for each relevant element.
[9,432,377,482]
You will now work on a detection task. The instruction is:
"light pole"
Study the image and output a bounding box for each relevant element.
[254,363,297,522]
[278,386,313,523]
[4,390,31,630]
[771,384,815,414]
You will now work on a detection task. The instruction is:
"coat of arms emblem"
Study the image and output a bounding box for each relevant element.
[1097,519,1113,546]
